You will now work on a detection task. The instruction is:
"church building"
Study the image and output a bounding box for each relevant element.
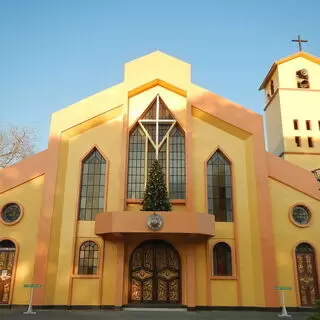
[1,49,320,310]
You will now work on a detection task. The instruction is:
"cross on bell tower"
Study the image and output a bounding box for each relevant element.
[291,35,308,52]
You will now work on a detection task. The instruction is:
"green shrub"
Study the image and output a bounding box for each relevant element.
[307,300,320,320]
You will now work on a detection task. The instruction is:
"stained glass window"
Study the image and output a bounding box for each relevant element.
[296,243,314,253]
[78,149,106,221]
[78,241,99,275]
[1,203,21,223]
[169,127,185,199]
[0,240,15,249]
[127,96,186,200]
[207,150,233,222]
[292,206,311,225]
[213,242,232,276]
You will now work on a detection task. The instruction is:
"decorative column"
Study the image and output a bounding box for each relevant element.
[186,244,196,310]
[114,240,125,310]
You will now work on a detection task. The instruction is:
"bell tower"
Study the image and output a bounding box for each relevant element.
[260,40,320,171]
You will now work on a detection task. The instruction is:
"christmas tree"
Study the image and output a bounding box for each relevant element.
[141,159,172,211]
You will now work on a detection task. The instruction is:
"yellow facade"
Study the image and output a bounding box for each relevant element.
[1,51,320,310]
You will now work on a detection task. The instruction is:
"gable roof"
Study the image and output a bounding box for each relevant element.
[190,89,320,200]
[259,51,320,90]
[0,150,48,193]
[267,153,320,200]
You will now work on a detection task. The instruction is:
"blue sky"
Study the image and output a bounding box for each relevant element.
[1,0,319,152]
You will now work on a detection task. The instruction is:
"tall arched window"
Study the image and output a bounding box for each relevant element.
[78,241,99,275]
[207,150,233,222]
[127,95,186,200]
[213,242,232,276]
[78,148,106,221]
[295,243,319,306]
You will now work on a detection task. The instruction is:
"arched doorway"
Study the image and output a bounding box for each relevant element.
[129,240,181,304]
[295,243,319,306]
[0,240,16,304]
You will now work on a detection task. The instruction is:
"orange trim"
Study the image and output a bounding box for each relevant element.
[288,203,313,228]
[186,244,196,307]
[292,241,320,307]
[267,153,320,201]
[0,202,24,226]
[128,79,187,98]
[211,276,238,280]
[68,238,103,305]
[259,51,320,90]
[205,241,212,306]
[203,146,241,304]
[186,98,193,212]
[119,99,129,211]
[71,275,100,279]
[126,199,142,204]
[0,150,47,194]
[279,88,320,92]
[203,145,241,304]
[98,240,105,306]
[32,136,60,305]
[232,182,242,306]
[280,151,320,156]
[191,91,279,307]
[67,145,109,306]
[115,241,125,307]
[0,237,19,306]
[95,211,215,237]
[126,199,186,204]
[61,105,123,139]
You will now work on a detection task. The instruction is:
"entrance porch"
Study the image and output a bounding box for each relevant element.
[95,211,215,309]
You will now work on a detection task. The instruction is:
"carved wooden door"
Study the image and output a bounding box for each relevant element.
[296,250,319,306]
[129,240,181,304]
[0,247,15,304]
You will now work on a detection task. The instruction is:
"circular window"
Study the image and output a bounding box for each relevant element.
[291,205,311,226]
[1,203,21,224]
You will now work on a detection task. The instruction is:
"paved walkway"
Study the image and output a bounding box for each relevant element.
[0,309,313,320]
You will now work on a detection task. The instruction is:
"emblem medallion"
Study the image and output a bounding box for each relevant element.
[147,213,163,231]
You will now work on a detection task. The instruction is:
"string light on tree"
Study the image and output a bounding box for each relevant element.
[141,159,172,211]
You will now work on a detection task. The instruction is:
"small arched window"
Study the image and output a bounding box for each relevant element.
[296,242,314,254]
[213,242,232,276]
[78,148,107,221]
[78,241,99,275]
[207,150,233,222]
[270,80,275,95]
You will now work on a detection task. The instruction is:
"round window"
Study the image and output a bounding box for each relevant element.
[292,205,311,225]
[1,203,21,224]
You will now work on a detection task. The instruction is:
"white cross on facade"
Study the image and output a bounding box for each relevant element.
[138,95,176,159]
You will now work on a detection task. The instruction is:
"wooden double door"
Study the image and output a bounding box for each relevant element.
[129,240,181,304]
[0,240,16,304]
[296,243,319,306]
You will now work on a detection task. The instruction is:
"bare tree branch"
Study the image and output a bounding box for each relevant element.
[0,125,37,168]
